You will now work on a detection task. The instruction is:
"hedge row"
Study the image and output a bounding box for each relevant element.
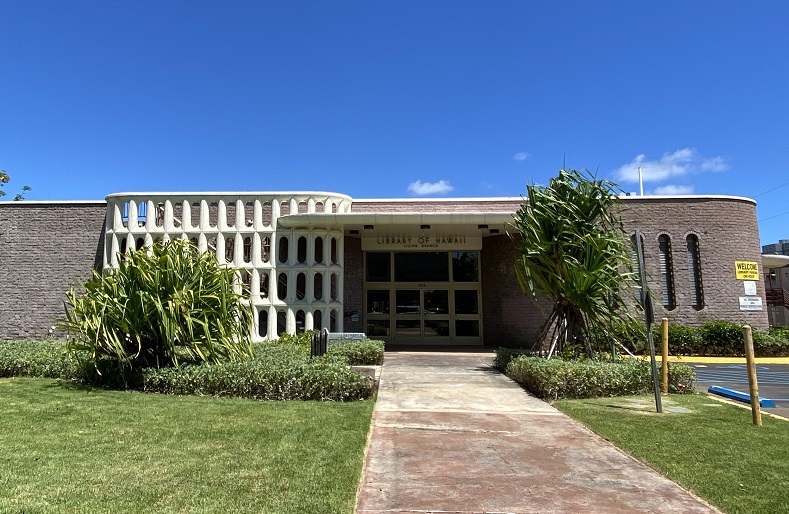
[501,354,696,400]
[0,339,382,401]
[594,320,789,357]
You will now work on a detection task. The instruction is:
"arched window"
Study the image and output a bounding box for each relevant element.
[687,234,704,309]
[313,309,322,330]
[658,235,676,310]
[296,310,305,334]
[330,273,338,300]
[260,272,269,298]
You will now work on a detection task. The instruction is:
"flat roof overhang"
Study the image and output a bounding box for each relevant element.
[763,254,789,269]
[277,212,515,236]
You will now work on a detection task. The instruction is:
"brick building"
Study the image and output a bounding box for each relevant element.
[0,192,768,345]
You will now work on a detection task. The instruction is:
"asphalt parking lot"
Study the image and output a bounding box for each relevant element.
[692,363,789,418]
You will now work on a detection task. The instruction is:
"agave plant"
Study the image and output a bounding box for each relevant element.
[511,168,635,357]
[61,239,254,369]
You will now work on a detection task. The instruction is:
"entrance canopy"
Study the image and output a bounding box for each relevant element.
[277,212,516,241]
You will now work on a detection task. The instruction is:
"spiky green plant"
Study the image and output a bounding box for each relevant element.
[61,239,254,369]
[511,168,634,357]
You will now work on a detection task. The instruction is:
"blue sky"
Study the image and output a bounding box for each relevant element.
[1,2,788,245]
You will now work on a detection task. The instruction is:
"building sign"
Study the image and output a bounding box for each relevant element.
[743,281,757,296]
[739,297,763,311]
[362,234,482,251]
[734,261,759,280]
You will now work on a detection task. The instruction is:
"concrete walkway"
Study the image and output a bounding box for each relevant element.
[356,351,720,514]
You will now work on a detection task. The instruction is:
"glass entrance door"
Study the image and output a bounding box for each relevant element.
[364,250,482,345]
[394,289,450,344]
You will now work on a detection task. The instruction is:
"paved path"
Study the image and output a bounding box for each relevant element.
[356,351,719,514]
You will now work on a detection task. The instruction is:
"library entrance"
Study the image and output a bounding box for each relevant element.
[364,250,482,345]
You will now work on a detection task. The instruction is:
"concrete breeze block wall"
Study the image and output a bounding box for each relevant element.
[0,202,106,340]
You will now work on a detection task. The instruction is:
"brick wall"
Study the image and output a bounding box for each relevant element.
[481,234,550,347]
[352,199,521,213]
[0,202,106,340]
[343,236,364,333]
[622,196,768,330]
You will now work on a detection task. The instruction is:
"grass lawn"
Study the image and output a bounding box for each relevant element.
[554,394,789,514]
[0,377,374,514]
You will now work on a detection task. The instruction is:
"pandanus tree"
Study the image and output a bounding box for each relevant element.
[511,168,634,357]
[62,239,254,369]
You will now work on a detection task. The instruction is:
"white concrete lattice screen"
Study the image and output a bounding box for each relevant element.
[104,192,353,340]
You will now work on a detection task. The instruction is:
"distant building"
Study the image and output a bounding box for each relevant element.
[762,239,789,255]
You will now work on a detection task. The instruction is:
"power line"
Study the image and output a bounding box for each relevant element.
[759,210,789,223]
[753,180,789,198]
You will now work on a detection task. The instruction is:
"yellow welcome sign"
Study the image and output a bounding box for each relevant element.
[735,261,759,280]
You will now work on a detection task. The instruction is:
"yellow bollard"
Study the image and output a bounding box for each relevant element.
[661,318,669,394]
[743,325,762,427]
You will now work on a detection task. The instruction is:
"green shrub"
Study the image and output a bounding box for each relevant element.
[667,324,701,355]
[587,320,648,355]
[494,348,537,371]
[698,320,744,355]
[504,356,695,400]
[327,340,385,365]
[0,340,81,379]
[753,330,789,357]
[0,339,373,401]
[61,239,254,369]
[267,331,313,355]
[141,348,373,401]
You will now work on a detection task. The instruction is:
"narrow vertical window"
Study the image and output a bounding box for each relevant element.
[314,237,324,263]
[277,311,286,336]
[313,310,323,330]
[277,273,288,301]
[243,236,252,263]
[139,203,149,227]
[313,273,323,300]
[330,309,337,332]
[261,236,271,263]
[296,273,306,300]
[630,233,644,302]
[297,236,307,263]
[330,273,338,300]
[260,272,269,298]
[296,310,306,334]
[225,237,235,263]
[279,236,289,263]
[658,235,676,309]
[687,234,704,309]
[330,237,337,264]
[258,310,268,338]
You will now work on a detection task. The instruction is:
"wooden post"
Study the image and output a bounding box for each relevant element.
[743,325,762,426]
[661,318,669,394]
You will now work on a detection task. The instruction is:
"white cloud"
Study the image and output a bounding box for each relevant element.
[408,179,454,195]
[614,148,728,184]
[653,184,694,195]
[513,152,530,161]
